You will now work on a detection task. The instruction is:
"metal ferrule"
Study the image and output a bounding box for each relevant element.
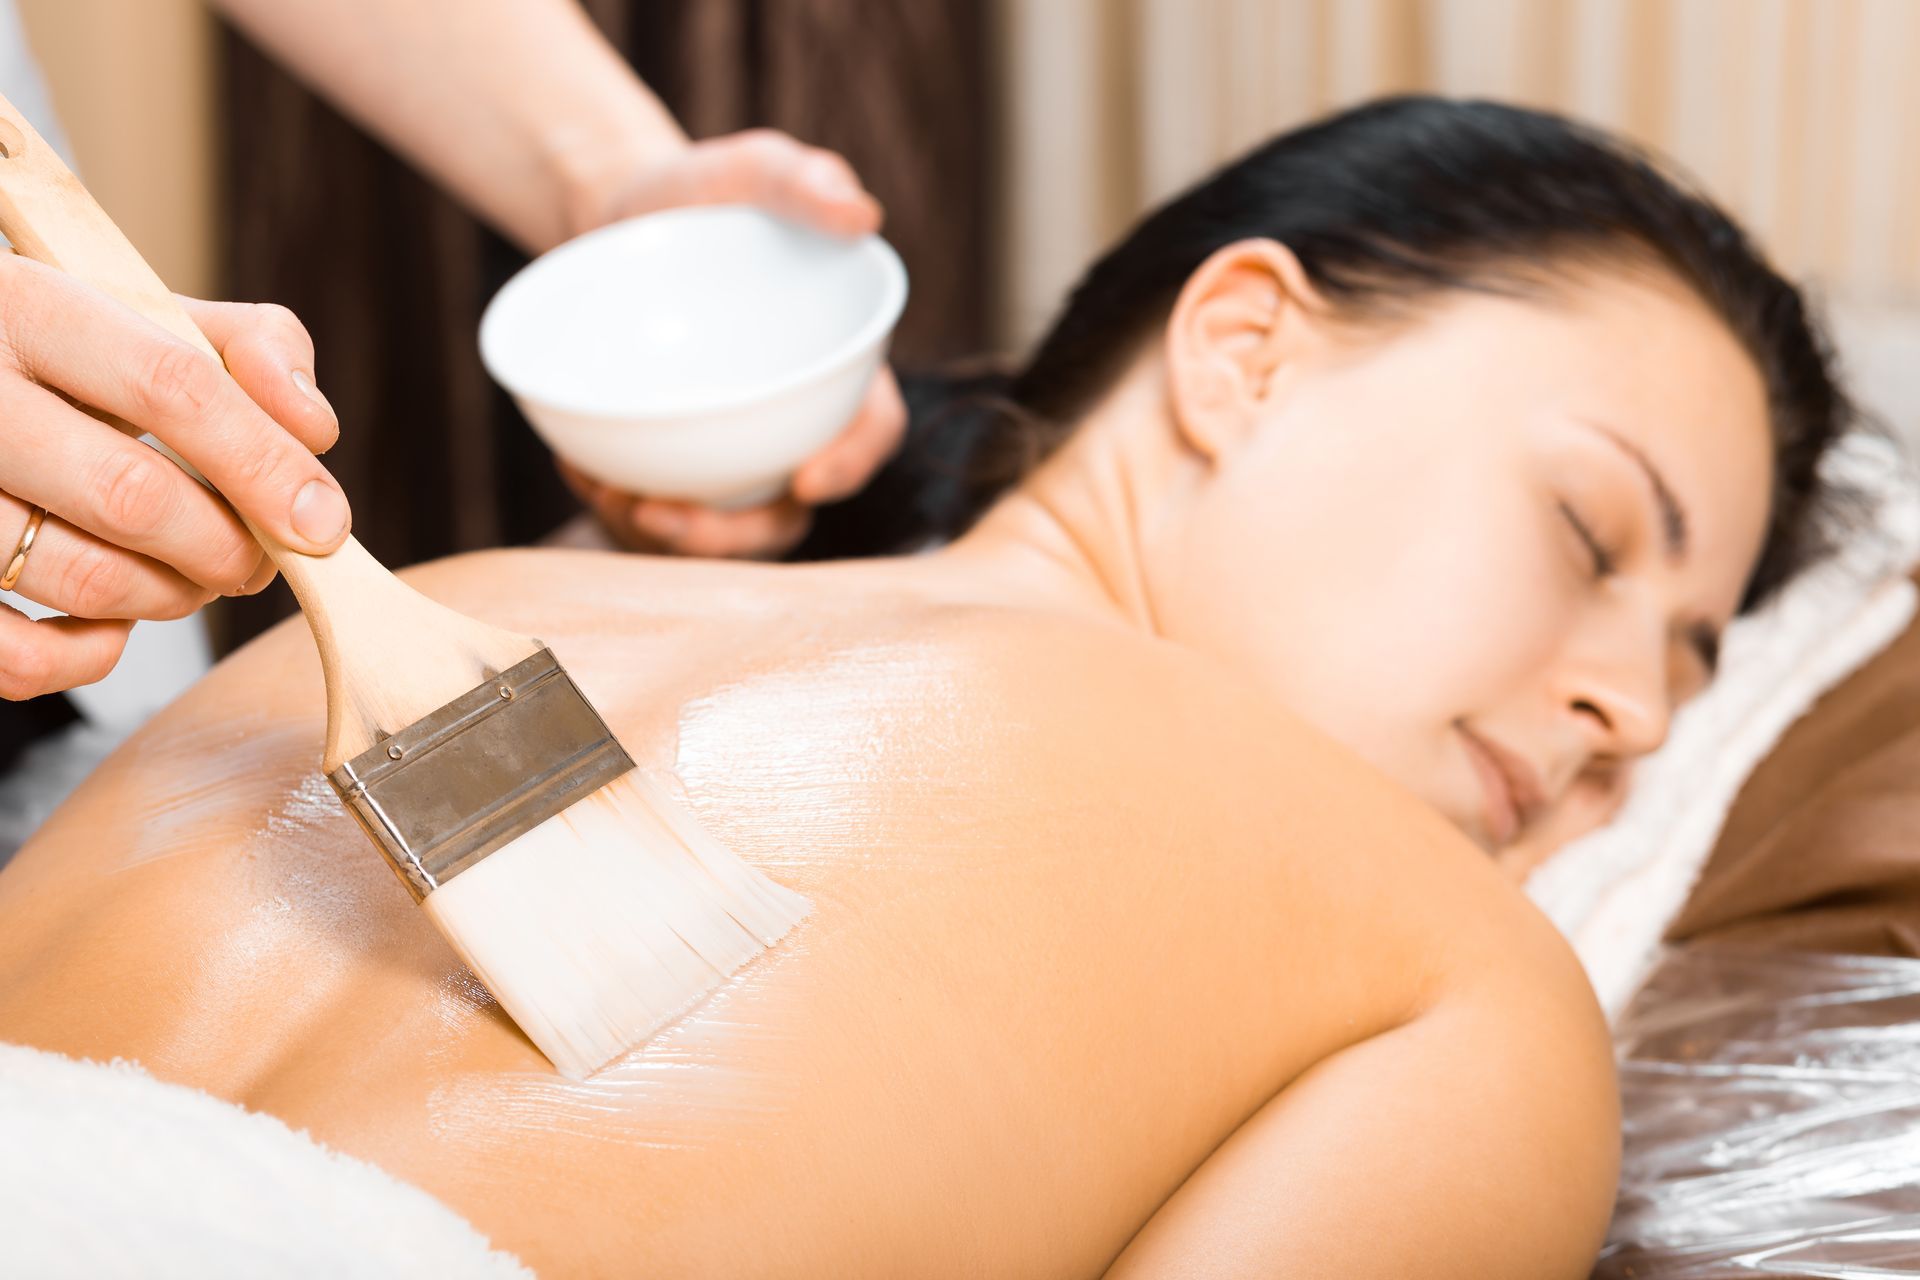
[328,647,633,901]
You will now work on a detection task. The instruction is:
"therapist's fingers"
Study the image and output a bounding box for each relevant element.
[790,367,908,505]
[176,298,337,603]
[612,130,884,239]
[178,296,340,456]
[0,601,131,701]
[0,491,218,621]
[633,497,813,560]
[0,374,264,595]
[556,455,815,559]
[0,258,352,558]
[555,457,642,547]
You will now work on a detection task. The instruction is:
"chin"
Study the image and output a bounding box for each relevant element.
[1420,789,1496,851]
[1422,752,1502,853]
[1320,725,1500,852]
[1458,822,1500,855]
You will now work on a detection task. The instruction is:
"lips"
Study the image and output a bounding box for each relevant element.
[1457,725,1549,847]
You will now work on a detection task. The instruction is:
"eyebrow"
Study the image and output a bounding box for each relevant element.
[1580,421,1688,562]
[1575,418,1721,677]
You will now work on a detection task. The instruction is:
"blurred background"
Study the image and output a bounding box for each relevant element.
[16,0,1920,655]
[9,5,1920,1267]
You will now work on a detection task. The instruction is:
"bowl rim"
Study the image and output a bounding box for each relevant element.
[477,204,908,419]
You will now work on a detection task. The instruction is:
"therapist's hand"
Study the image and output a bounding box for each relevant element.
[557,368,907,558]
[560,129,908,557]
[0,256,348,699]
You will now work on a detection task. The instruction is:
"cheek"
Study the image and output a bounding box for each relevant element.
[1159,445,1573,769]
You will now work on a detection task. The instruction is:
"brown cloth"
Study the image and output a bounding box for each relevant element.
[1669,567,1920,957]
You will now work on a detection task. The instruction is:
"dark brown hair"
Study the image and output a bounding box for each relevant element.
[803,96,1855,611]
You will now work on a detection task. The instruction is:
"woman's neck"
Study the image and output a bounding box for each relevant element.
[918,360,1184,635]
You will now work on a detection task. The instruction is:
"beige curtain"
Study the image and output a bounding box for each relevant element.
[996,0,1920,348]
[15,0,217,298]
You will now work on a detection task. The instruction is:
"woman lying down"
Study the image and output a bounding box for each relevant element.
[0,98,1852,1277]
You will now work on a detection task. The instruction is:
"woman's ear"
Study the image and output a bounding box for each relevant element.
[1165,239,1327,462]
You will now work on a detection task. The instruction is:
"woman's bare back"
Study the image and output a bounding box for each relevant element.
[0,549,1616,1276]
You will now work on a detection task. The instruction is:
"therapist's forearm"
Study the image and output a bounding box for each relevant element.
[210,0,685,253]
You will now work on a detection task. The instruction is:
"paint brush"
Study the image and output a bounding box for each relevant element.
[0,94,808,1078]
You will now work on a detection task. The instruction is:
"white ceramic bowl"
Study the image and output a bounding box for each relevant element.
[479,205,908,508]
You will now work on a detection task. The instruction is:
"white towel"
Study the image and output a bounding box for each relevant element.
[0,1042,532,1279]
[1527,430,1920,1017]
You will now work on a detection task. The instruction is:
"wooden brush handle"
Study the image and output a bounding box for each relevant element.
[0,94,538,769]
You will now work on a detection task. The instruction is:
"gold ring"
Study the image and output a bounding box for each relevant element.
[0,504,47,592]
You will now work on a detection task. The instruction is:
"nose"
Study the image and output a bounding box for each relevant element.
[1556,607,1673,760]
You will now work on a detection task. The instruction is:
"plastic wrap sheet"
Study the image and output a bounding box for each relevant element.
[1596,945,1920,1279]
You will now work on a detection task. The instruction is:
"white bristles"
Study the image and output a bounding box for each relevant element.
[420,771,810,1078]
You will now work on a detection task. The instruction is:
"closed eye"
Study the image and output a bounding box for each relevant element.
[1558,501,1614,578]
[1687,622,1721,680]
[1560,501,1721,679]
